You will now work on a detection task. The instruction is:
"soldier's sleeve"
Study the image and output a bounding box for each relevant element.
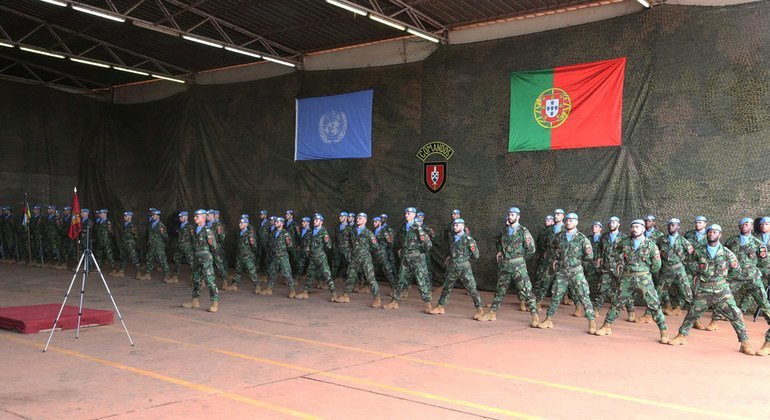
[368,231,379,252]
[323,231,332,251]
[206,228,218,252]
[523,229,536,258]
[249,231,257,250]
[495,231,503,254]
[160,223,168,240]
[582,236,594,263]
[285,231,293,247]
[726,248,740,274]
[468,237,479,260]
[107,220,113,234]
[420,228,433,253]
[650,242,662,274]
[757,242,767,262]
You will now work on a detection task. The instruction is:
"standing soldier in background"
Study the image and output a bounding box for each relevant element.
[168,211,194,284]
[534,215,555,295]
[372,216,397,286]
[118,211,142,279]
[58,206,74,268]
[78,208,94,256]
[141,209,170,281]
[297,214,336,300]
[594,216,634,320]
[536,209,565,306]
[284,210,301,273]
[44,205,62,269]
[257,210,270,274]
[430,218,484,318]
[479,207,538,324]
[95,209,118,275]
[654,218,694,316]
[296,216,311,281]
[182,209,220,313]
[334,213,382,307]
[260,217,295,297]
[537,213,597,333]
[30,205,44,266]
[684,216,710,330]
[585,221,603,309]
[2,207,18,262]
[227,216,259,292]
[445,209,471,244]
[668,224,757,355]
[332,212,351,279]
[593,219,669,343]
[383,207,433,312]
[380,214,396,271]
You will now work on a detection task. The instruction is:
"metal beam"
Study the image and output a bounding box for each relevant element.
[0,52,109,90]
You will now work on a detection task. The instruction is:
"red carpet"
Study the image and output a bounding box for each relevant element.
[0,304,114,334]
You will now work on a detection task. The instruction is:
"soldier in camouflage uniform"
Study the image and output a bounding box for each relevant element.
[429,218,484,318]
[383,207,433,312]
[669,225,758,355]
[117,211,142,278]
[593,220,669,343]
[757,217,770,287]
[594,216,635,320]
[78,208,94,254]
[380,214,396,271]
[30,205,44,265]
[1,207,15,262]
[256,210,269,273]
[585,221,603,309]
[683,216,711,330]
[416,212,437,286]
[296,217,311,279]
[44,205,62,268]
[372,216,397,285]
[534,215,555,295]
[297,214,337,300]
[333,213,382,307]
[182,209,220,313]
[537,213,597,333]
[536,209,565,305]
[651,218,694,317]
[284,210,301,273]
[168,211,194,283]
[332,212,351,279]
[227,216,259,292]
[142,208,170,281]
[444,209,471,245]
[208,210,230,286]
[478,207,538,324]
[709,218,770,331]
[94,209,118,275]
[260,217,295,297]
[58,206,75,267]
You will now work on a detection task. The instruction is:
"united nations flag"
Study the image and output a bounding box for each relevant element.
[294,89,373,161]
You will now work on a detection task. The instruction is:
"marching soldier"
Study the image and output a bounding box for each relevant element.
[534,215,555,295]
[372,216,397,286]
[585,221,603,308]
[168,211,194,283]
[380,214,396,271]
[260,217,295,297]
[182,209,220,313]
[209,210,230,285]
[478,207,537,325]
[594,216,635,320]
[285,210,301,272]
[653,218,694,316]
[332,212,351,279]
[228,216,259,291]
[30,205,44,265]
[118,211,142,279]
[383,207,433,312]
[141,208,170,281]
[334,213,382,307]
[430,218,484,318]
[297,214,337,300]
[95,209,118,275]
[257,210,269,272]
[297,216,311,279]
[536,209,565,305]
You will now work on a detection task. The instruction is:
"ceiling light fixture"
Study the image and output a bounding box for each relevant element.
[0,41,14,48]
[224,46,261,59]
[182,35,223,48]
[70,57,110,68]
[152,74,186,83]
[262,56,296,67]
[325,0,367,16]
[113,66,149,76]
[37,0,68,7]
[406,28,440,43]
[369,14,406,31]
[72,5,126,23]
[636,0,651,8]
[20,46,65,58]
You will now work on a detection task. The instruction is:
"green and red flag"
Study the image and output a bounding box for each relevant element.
[68,187,81,240]
[508,57,626,152]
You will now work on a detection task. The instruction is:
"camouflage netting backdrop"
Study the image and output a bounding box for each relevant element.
[1,3,768,289]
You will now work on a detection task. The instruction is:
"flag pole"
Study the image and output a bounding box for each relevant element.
[74,187,80,257]
[24,193,32,265]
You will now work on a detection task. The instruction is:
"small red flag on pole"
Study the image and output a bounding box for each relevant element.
[69,187,81,240]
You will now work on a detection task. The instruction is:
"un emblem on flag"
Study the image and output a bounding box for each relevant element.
[319,111,348,144]
[534,88,571,128]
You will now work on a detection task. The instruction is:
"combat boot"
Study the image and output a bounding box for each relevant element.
[334,293,350,303]
[519,300,527,312]
[593,323,612,336]
[383,299,399,309]
[182,298,200,309]
[573,304,584,317]
[562,296,574,305]
[208,301,219,313]
[755,341,770,356]
[329,292,338,302]
[478,310,496,322]
[428,304,444,314]
[264,288,273,296]
[228,284,239,291]
[473,307,484,320]
[134,271,144,280]
[316,281,328,290]
[370,296,382,308]
[693,319,706,330]
[295,291,309,299]
[673,307,683,316]
[659,329,669,344]
[537,316,554,329]
[706,320,719,331]
[637,313,653,323]
[626,311,636,322]
[288,288,296,298]
[739,341,756,356]
[663,303,674,316]
[588,319,597,334]
[359,285,371,294]
[423,302,432,314]
[668,334,687,345]
[530,313,539,327]
[163,276,178,284]
[115,270,124,278]
[255,285,262,294]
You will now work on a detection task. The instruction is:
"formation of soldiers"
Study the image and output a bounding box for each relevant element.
[2,203,770,356]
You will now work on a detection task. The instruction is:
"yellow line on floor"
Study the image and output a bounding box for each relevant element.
[1,334,319,420]
[126,329,541,419]
[136,309,746,419]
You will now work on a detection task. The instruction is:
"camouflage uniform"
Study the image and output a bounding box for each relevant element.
[191,224,220,302]
[490,223,537,314]
[373,221,397,284]
[585,230,603,302]
[332,221,351,278]
[757,231,770,287]
[655,233,694,310]
[210,219,229,280]
[297,225,311,276]
[173,221,195,277]
[58,211,75,264]
[30,211,44,263]
[595,231,633,312]
[145,219,170,276]
[44,212,62,265]
[536,223,562,301]
[94,216,117,271]
[344,226,380,297]
[78,216,94,254]
[603,236,667,330]
[233,225,259,286]
[437,230,482,308]
[2,210,18,261]
[258,218,271,273]
[421,222,437,285]
[304,225,335,293]
[119,219,142,272]
[677,243,753,342]
[391,221,433,303]
[266,228,294,289]
[718,234,770,323]
[284,217,301,272]
[545,229,595,320]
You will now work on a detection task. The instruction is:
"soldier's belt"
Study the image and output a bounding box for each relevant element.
[501,256,525,263]
[194,251,212,256]
[450,258,471,265]
[665,262,683,270]
[623,270,650,277]
[558,265,583,273]
[404,251,423,257]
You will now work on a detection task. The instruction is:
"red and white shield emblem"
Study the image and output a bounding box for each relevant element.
[541,93,563,122]
[424,162,446,194]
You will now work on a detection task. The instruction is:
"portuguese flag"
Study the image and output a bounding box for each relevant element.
[508,57,625,152]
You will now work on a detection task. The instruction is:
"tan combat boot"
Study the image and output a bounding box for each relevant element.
[478,310,496,322]
[107,269,118,277]
[264,288,273,296]
[739,341,756,356]
[573,304,584,317]
[626,311,636,322]
[473,307,484,320]
[370,296,383,308]
[588,319,597,334]
[706,320,719,331]
[182,298,200,309]
[668,334,687,345]
[428,304,445,314]
[537,316,554,329]
[334,293,350,303]
[755,341,770,356]
[423,302,433,314]
[637,313,654,323]
[115,270,124,278]
[659,329,669,344]
[519,300,527,312]
[316,282,328,290]
[593,323,612,336]
[562,296,574,306]
[329,292,337,302]
[288,288,296,298]
[383,299,399,309]
[142,273,153,281]
[208,301,219,313]
[295,291,309,299]
[255,285,262,294]
[530,313,539,327]
[134,271,144,280]
[228,284,239,291]
[167,274,179,282]
[693,319,706,330]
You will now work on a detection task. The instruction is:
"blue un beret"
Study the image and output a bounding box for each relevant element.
[545,215,554,221]
[98,208,108,213]
[554,208,565,214]
[739,217,753,225]
[178,211,188,217]
[276,217,285,223]
[508,207,520,214]
[194,209,207,215]
[405,207,417,213]
[695,216,707,222]
[314,213,324,221]
[593,221,603,228]
[152,209,161,215]
[668,218,681,225]
[453,218,465,225]
[565,212,578,220]
[124,211,134,216]
[340,212,349,217]
[380,214,388,219]
[644,214,656,221]
[260,210,268,215]
[81,208,90,213]
[63,206,72,211]
[239,217,249,224]
[357,213,368,219]
[302,217,311,222]
[452,209,461,215]
[707,224,722,232]
[760,217,770,224]
[417,211,425,217]
[630,219,645,227]
[373,216,382,222]
[609,216,620,223]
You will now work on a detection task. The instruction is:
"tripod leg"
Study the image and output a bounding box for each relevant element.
[75,250,92,339]
[44,251,87,352]
[92,252,134,346]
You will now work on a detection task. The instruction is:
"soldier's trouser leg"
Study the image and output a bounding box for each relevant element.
[489,264,513,312]
[305,256,335,293]
[192,253,219,301]
[145,246,158,273]
[438,263,481,308]
[568,271,596,320]
[214,249,228,278]
[394,255,431,302]
[545,271,569,317]
[267,254,293,289]
[680,284,748,341]
[512,262,538,315]
[157,248,170,276]
[617,274,666,329]
[536,264,555,301]
[103,241,116,270]
[345,259,361,294]
[671,266,693,309]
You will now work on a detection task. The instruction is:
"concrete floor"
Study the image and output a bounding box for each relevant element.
[1,263,769,419]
